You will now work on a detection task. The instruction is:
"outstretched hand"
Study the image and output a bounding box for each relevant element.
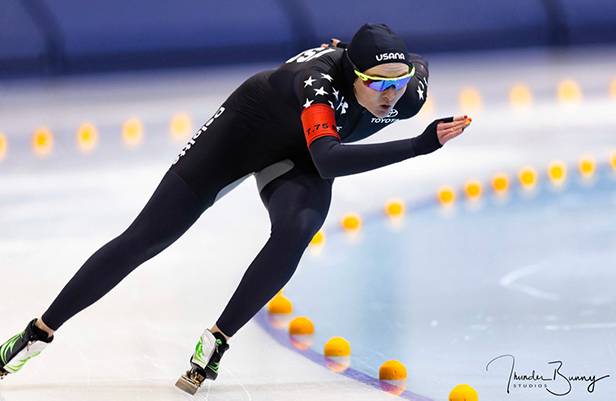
[437,115,472,145]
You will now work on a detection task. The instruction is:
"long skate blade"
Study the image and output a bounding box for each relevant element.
[175,373,201,395]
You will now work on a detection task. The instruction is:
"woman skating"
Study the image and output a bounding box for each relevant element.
[0,23,471,394]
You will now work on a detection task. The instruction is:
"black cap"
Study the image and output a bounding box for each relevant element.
[347,23,412,73]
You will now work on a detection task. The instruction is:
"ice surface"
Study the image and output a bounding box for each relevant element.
[1,45,615,401]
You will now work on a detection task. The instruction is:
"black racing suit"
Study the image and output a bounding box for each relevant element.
[42,46,441,337]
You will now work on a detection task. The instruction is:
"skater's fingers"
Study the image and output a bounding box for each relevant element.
[437,121,467,135]
[438,116,471,131]
[437,123,466,139]
[441,121,471,136]
[441,128,465,143]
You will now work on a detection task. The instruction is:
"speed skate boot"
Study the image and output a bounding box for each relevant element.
[0,319,53,379]
[175,329,229,395]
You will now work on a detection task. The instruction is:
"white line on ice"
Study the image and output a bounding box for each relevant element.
[499,263,561,301]
[544,322,616,331]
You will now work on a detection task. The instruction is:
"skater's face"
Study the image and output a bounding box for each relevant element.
[353,62,409,118]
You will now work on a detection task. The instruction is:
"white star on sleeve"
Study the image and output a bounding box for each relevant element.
[303,76,316,87]
[417,87,424,100]
[332,88,339,101]
[328,100,334,109]
[314,86,328,96]
[302,98,314,109]
[320,73,333,82]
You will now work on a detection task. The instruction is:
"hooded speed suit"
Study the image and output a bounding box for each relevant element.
[41,42,443,337]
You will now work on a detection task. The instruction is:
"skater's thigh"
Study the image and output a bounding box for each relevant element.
[123,170,206,247]
[257,159,334,227]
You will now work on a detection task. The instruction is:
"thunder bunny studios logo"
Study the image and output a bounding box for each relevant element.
[486,354,610,397]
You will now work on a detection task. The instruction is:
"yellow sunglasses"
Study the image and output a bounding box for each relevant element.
[346,51,415,91]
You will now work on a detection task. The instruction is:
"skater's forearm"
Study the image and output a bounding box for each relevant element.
[308,135,418,179]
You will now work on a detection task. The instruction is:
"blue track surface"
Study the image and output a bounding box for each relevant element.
[258,165,616,401]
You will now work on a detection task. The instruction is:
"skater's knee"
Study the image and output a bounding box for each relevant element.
[130,234,173,261]
[271,209,324,245]
[113,227,173,264]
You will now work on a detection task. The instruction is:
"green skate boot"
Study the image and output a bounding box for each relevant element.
[175,329,229,395]
[1,319,53,378]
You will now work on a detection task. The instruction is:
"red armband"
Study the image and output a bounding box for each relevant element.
[300,103,340,147]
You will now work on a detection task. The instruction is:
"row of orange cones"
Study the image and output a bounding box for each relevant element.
[267,291,478,400]
[0,115,193,159]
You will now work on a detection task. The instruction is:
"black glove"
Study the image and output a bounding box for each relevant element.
[410,116,454,156]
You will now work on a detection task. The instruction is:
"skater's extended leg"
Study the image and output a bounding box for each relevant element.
[3,104,259,379]
[40,169,209,331]
[2,155,212,378]
[40,105,259,332]
[215,167,333,337]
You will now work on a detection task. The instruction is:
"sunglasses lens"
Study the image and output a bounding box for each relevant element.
[394,76,412,89]
[366,76,412,92]
[366,80,382,91]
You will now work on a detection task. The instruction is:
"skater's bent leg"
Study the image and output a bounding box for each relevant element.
[215,171,333,337]
[41,170,210,331]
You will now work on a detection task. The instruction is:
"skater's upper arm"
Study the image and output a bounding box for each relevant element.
[300,102,340,147]
[296,66,341,147]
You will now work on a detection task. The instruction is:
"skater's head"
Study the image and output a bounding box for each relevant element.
[346,23,415,118]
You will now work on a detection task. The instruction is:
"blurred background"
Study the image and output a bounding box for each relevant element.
[1,2,616,401]
[2,0,616,77]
